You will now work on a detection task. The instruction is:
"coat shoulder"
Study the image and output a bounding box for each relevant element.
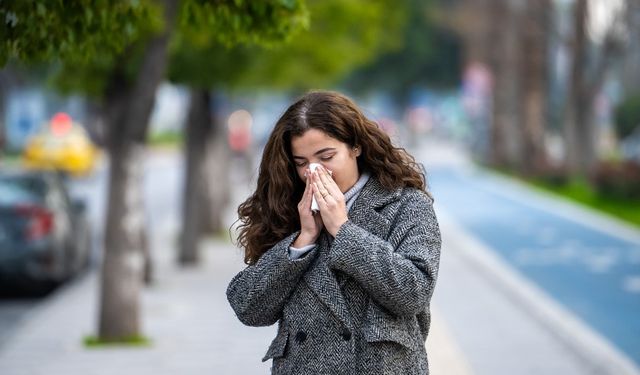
[398,187,435,208]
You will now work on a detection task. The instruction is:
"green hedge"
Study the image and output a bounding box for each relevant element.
[615,93,640,139]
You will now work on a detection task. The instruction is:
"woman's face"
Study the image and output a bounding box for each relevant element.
[290,128,361,193]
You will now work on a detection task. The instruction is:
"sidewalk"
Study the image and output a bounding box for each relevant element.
[433,209,639,375]
[0,233,473,375]
[3,208,632,374]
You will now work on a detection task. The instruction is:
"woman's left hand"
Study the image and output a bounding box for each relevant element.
[311,165,348,237]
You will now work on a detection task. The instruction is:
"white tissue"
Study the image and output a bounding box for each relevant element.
[308,163,331,212]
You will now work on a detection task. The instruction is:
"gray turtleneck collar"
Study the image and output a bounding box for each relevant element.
[344,172,371,213]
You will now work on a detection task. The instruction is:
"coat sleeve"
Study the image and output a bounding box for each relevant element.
[327,190,441,317]
[226,231,318,327]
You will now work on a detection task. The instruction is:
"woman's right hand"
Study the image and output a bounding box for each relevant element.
[294,170,323,247]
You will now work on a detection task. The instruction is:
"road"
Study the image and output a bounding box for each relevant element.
[0,150,185,348]
[417,141,640,367]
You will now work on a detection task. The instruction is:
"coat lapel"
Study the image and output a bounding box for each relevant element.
[348,177,402,237]
[303,177,403,328]
[303,232,353,327]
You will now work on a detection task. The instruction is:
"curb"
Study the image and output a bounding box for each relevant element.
[437,207,640,375]
[472,166,640,244]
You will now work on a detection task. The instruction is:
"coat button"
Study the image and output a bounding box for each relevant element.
[341,328,352,341]
[295,330,307,344]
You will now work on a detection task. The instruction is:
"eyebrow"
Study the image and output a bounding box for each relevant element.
[292,147,337,159]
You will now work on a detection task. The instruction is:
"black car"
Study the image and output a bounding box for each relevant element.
[0,169,92,294]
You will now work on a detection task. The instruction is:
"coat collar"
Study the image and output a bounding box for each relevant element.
[349,176,403,214]
[347,176,403,237]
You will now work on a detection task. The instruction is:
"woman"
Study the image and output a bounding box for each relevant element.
[227,91,441,374]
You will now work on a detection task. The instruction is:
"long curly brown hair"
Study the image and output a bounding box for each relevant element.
[236,91,427,265]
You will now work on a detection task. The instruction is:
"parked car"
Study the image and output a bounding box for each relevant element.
[22,112,98,177]
[0,169,92,294]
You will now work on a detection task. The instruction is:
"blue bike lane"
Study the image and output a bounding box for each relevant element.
[427,167,640,366]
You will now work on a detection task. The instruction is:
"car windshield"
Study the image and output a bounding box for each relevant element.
[0,175,47,205]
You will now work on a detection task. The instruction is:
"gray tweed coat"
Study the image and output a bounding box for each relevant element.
[227,177,441,374]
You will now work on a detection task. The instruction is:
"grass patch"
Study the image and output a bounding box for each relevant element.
[527,178,640,227]
[491,168,640,228]
[83,334,152,348]
[147,130,183,148]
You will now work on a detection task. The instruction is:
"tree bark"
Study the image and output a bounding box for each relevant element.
[0,67,19,154]
[98,0,177,340]
[0,82,6,154]
[179,90,232,265]
[488,0,523,170]
[200,93,231,236]
[85,100,107,148]
[454,0,495,162]
[458,0,491,65]
[99,139,146,339]
[520,0,550,175]
[179,88,211,265]
[621,0,640,96]
[563,0,617,176]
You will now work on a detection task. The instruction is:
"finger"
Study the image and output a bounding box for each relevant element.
[304,178,314,206]
[317,167,341,197]
[312,172,331,197]
[300,174,312,208]
[312,181,328,205]
[303,172,311,194]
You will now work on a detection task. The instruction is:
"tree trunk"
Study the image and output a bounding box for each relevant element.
[0,84,6,155]
[520,0,550,175]
[180,90,232,265]
[487,0,508,167]
[85,100,107,148]
[179,88,211,265]
[99,140,146,339]
[456,0,493,162]
[488,0,523,170]
[201,93,231,236]
[457,0,492,65]
[564,0,595,176]
[140,196,153,286]
[98,0,177,340]
[563,0,627,175]
[0,67,18,154]
[621,0,640,96]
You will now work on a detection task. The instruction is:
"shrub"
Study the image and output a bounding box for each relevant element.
[614,93,640,139]
[529,162,570,187]
[591,160,640,200]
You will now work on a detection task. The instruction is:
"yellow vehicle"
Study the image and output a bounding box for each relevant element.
[22,113,99,176]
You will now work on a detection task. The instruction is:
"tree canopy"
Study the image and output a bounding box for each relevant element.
[2,0,310,97]
[0,1,159,66]
[343,0,461,104]
[168,0,405,91]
